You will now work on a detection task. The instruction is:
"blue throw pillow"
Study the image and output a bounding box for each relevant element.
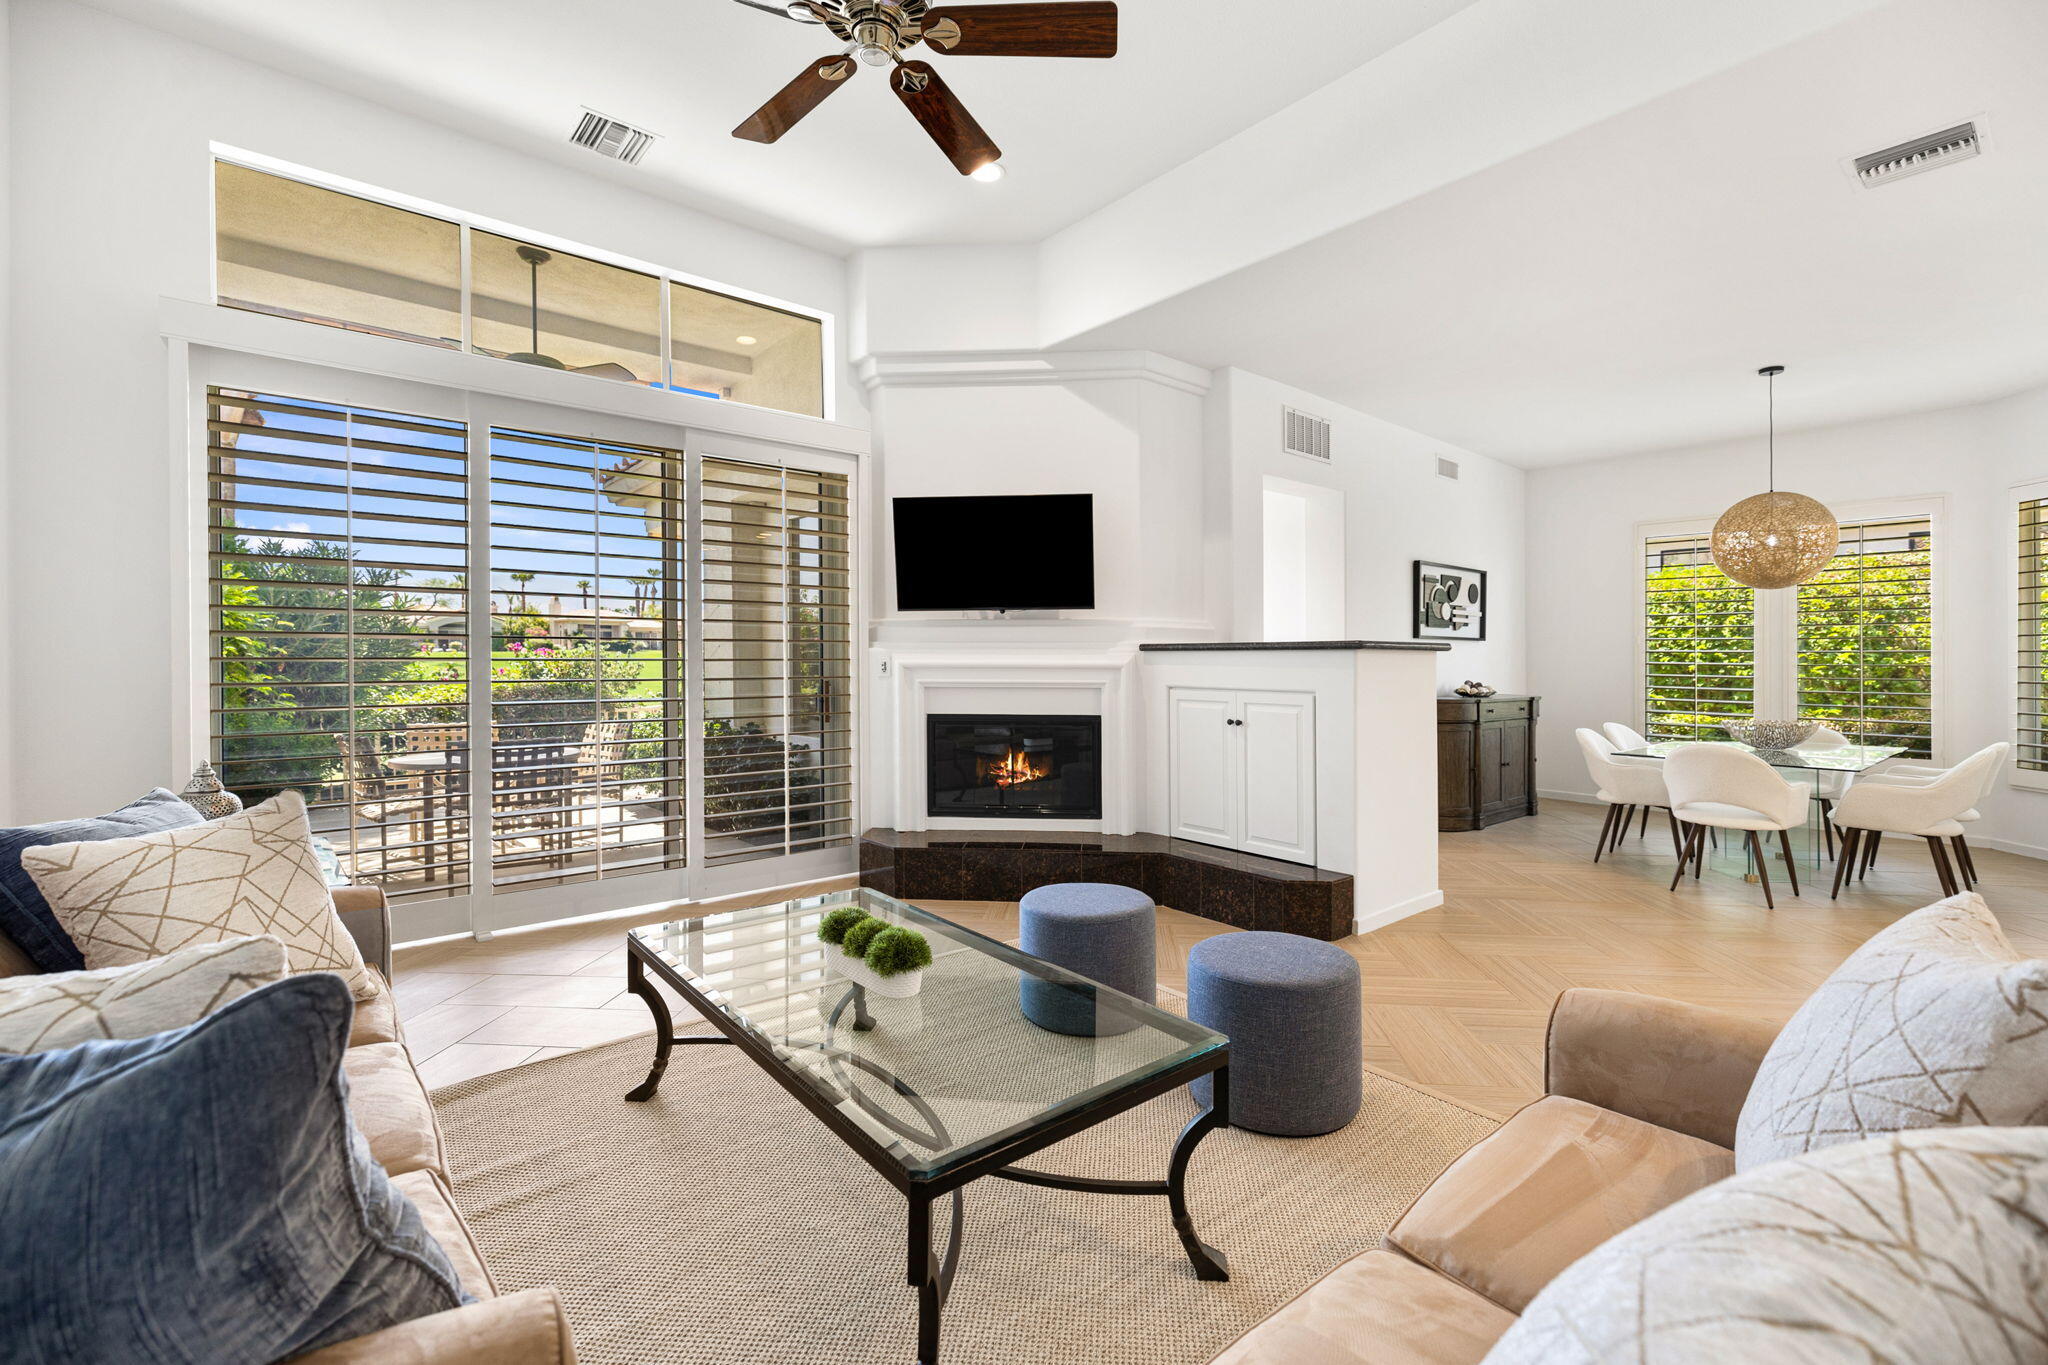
[0,974,468,1363]
[0,788,205,971]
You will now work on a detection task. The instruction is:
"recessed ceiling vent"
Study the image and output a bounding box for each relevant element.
[1283,407,1332,462]
[1855,122,1979,187]
[571,109,658,165]
[1435,455,1462,481]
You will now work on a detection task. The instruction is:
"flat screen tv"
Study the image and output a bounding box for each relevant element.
[893,493,1095,612]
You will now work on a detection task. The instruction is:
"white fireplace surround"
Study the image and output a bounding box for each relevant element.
[885,650,1137,833]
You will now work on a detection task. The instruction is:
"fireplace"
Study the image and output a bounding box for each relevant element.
[927,714,1103,820]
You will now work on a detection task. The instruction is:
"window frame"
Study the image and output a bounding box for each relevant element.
[1635,495,1947,760]
[209,144,837,424]
[176,345,864,943]
[2016,477,2048,793]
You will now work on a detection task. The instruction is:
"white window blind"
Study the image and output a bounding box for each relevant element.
[485,428,689,891]
[2022,494,2047,773]
[1797,516,1935,757]
[699,458,855,866]
[1643,532,1756,741]
[207,387,472,901]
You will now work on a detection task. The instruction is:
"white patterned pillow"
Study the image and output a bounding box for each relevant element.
[21,792,373,998]
[0,936,286,1055]
[1486,1126,2048,1364]
[1735,893,2048,1171]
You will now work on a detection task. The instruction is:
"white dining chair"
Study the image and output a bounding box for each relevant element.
[1833,743,2009,891]
[1790,726,1853,858]
[1663,745,1812,907]
[1601,721,1651,753]
[1575,729,1680,862]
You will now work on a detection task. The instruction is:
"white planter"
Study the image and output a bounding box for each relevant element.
[824,941,926,998]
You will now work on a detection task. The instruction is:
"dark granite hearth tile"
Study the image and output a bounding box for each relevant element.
[1283,878,1352,941]
[895,847,966,899]
[859,839,892,875]
[954,845,1015,901]
[862,868,898,898]
[1154,854,1202,916]
[1081,850,1156,900]
[1012,848,1086,899]
[1198,863,1274,932]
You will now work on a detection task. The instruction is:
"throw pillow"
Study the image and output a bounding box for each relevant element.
[0,788,205,972]
[1484,1126,2048,1364]
[1735,893,2048,1170]
[0,974,468,1363]
[0,935,286,1056]
[20,790,375,998]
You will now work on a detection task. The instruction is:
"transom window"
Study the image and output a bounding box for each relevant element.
[213,159,828,420]
[2022,489,2048,775]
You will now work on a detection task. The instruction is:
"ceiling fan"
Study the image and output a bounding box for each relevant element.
[727,1,1118,176]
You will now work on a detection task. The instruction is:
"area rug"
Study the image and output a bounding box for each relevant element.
[430,1003,1499,1365]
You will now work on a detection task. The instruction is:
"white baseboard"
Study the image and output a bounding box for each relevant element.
[1538,787,1601,805]
[1353,889,1444,936]
[1983,836,2048,862]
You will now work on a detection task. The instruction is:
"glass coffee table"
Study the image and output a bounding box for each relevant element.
[622,886,1230,1365]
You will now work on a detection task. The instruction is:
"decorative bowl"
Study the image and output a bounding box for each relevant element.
[1453,681,1497,698]
[1723,719,1819,750]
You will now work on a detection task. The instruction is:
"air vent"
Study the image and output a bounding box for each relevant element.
[1855,122,1979,187]
[1282,407,1332,462]
[570,109,658,165]
[1435,456,1461,481]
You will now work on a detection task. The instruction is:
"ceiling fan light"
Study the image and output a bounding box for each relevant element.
[971,160,1006,182]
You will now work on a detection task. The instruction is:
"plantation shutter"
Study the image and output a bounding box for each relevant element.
[207,387,471,901]
[699,458,855,865]
[485,428,689,890]
[1797,516,1934,757]
[2021,495,2047,772]
[1643,532,1756,741]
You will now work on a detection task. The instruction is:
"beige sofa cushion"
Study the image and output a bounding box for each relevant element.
[1386,1096,1732,1314]
[21,791,374,999]
[287,1287,576,1365]
[393,1169,497,1300]
[1736,892,2048,1170]
[345,1041,449,1180]
[1486,1125,2048,1364]
[350,970,404,1048]
[0,935,285,1054]
[1208,1249,1514,1365]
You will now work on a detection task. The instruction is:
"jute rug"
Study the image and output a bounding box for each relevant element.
[431,999,1498,1365]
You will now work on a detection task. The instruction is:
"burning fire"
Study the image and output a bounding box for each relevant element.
[984,747,1049,789]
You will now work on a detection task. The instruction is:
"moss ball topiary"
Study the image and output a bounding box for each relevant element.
[862,926,934,979]
[818,906,869,946]
[840,916,888,959]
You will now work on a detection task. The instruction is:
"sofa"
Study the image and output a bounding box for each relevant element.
[1208,988,1781,1364]
[0,885,577,1365]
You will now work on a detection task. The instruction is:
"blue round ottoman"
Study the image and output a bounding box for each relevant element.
[1019,883,1157,1037]
[1188,932,1362,1136]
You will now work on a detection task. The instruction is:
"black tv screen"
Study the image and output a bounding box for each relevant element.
[893,494,1095,612]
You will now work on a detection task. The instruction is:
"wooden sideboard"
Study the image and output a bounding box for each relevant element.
[1437,695,1540,831]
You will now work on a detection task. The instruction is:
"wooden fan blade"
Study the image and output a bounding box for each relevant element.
[733,55,859,143]
[921,3,1117,57]
[795,1,855,40]
[891,61,1001,176]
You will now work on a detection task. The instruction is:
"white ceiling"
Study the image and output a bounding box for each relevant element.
[93,0,1483,250]
[1068,0,2048,466]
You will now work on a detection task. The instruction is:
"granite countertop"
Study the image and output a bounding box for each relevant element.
[1137,640,1453,653]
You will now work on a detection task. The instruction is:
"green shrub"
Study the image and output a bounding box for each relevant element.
[862,927,933,978]
[818,906,869,946]
[840,916,887,959]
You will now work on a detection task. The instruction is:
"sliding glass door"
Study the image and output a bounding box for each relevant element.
[200,364,856,939]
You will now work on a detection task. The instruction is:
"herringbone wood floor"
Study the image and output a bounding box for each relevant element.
[393,801,2048,1117]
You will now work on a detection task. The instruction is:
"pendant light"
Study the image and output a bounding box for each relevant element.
[506,245,567,370]
[1710,365,1838,589]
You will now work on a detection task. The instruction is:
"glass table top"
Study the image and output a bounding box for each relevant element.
[1612,740,1906,773]
[627,887,1224,1179]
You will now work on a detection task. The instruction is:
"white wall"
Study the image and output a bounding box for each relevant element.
[3,0,861,821]
[1209,367,1528,694]
[1528,384,2048,856]
[0,0,12,822]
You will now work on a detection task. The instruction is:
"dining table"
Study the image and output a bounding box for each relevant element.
[1608,739,1907,874]
[384,740,580,875]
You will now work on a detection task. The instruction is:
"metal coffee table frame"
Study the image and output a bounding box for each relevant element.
[622,925,1230,1365]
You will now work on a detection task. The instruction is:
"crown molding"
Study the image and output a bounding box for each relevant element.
[856,349,1213,397]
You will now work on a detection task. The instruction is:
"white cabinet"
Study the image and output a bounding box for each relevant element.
[1167,687,1316,864]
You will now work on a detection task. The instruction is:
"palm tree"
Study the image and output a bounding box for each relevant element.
[509,571,535,610]
[576,579,593,611]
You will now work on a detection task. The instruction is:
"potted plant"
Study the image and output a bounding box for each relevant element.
[817,908,935,998]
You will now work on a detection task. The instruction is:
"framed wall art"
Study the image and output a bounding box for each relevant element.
[1414,560,1487,641]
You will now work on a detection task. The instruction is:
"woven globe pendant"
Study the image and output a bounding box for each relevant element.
[1711,490,1839,589]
